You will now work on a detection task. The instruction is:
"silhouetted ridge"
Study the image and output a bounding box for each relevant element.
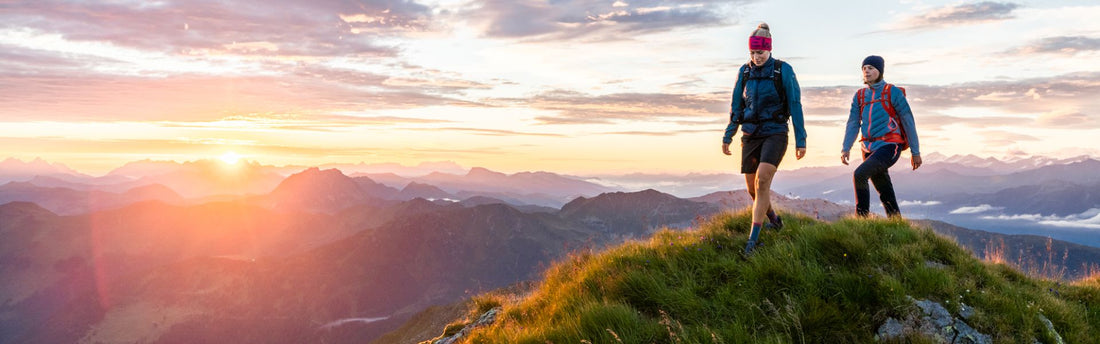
[558,189,719,235]
[0,201,56,218]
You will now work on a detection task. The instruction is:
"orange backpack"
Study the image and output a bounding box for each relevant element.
[858,84,909,151]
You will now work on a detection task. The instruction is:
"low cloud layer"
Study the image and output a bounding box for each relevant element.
[516,72,1100,131]
[983,208,1100,229]
[899,200,942,207]
[951,204,1001,214]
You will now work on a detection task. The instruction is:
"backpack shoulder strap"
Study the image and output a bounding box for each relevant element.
[737,63,750,115]
[881,83,898,118]
[773,59,788,118]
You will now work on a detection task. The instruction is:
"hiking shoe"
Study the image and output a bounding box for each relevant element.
[743,240,758,256]
[766,215,783,230]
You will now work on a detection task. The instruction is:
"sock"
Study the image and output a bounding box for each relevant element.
[766,209,778,223]
[749,222,762,242]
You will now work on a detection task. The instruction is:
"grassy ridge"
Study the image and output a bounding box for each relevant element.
[453,211,1099,343]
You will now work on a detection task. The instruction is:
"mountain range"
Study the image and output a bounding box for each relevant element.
[2,155,1099,342]
[0,185,719,343]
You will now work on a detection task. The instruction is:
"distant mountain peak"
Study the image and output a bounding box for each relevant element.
[272,167,361,197]
[400,182,452,200]
[0,201,57,218]
[0,157,82,176]
[279,167,357,187]
[466,167,507,179]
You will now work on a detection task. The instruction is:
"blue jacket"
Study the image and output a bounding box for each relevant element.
[723,57,807,148]
[842,80,921,156]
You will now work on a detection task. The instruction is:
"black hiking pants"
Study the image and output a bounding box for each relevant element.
[854,143,902,217]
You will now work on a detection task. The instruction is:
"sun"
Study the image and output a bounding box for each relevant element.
[219,151,241,165]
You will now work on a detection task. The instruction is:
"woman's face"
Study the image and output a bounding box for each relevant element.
[862,65,880,84]
[750,50,770,66]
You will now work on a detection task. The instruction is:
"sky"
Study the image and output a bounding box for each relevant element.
[2,0,1099,175]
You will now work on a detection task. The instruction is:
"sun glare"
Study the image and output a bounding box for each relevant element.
[219,151,241,165]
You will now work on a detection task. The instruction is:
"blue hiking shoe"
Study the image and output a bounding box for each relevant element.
[743,240,758,256]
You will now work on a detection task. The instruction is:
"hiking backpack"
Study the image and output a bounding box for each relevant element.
[858,83,909,151]
[735,60,788,125]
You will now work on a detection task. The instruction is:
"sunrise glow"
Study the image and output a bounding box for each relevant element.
[219,151,241,165]
[0,1,1098,175]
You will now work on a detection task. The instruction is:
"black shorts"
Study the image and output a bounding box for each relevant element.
[740,133,788,174]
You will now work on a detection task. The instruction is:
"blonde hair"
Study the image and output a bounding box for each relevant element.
[751,23,771,38]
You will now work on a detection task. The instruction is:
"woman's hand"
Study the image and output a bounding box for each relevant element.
[912,155,923,170]
[722,143,732,156]
[796,148,806,160]
[841,151,850,165]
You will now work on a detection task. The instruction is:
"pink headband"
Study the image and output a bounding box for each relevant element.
[749,36,772,51]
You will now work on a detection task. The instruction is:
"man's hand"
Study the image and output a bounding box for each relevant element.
[841,151,850,165]
[912,155,923,170]
[796,147,806,160]
[722,143,731,156]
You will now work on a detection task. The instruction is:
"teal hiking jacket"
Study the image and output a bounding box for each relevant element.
[723,57,807,148]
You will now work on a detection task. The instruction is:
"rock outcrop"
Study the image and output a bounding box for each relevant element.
[875,297,992,344]
[430,307,502,344]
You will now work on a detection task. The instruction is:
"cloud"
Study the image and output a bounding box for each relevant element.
[513,71,1100,128]
[895,1,1020,30]
[1035,110,1093,128]
[465,0,752,40]
[0,135,515,164]
[599,129,714,136]
[950,204,1001,214]
[899,200,942,206]
[1006,36,1100,55]
[0,0,433,56]
[0,43,111,70]
[0,71,470,121]
[410,127,567,137]
[157,114,454,132]
[795,72,1100,130]
[0,54,503,122]
[804,119,846,127]
[982,208,1100,229]
[514,90,726,124]
[978,130,1039,145]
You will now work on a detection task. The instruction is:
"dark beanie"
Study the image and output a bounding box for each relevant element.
[862,55,884,74]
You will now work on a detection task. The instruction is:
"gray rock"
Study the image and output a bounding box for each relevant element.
[881,298,993,344]
[952,320,992,344]
[433,307,503,344]
[925,260,948,269]
[958,303,975,320]
[915,299,953,328]
[1038,314,1066,344]
[875,317,905,340]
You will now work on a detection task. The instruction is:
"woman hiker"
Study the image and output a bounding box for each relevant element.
[722,23,807,255]
[841,55,922,218]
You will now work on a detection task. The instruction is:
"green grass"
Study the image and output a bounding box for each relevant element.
[452,211,1100,343]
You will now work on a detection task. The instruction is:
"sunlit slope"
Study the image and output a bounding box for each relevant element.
[450,211,1100,343]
